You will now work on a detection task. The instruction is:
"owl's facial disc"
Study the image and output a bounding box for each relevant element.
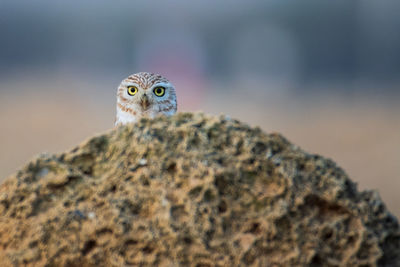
[116,72,177,126]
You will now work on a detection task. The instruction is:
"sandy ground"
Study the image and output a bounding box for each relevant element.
[0,80,399,217]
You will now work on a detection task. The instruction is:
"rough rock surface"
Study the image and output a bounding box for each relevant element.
[0,113,399,266]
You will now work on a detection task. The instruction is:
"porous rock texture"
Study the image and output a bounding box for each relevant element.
[0,113,399,267]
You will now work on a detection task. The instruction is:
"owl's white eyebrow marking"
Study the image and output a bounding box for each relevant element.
[120,81,139,87]
[150,82,170,90]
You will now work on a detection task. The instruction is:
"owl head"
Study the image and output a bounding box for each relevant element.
[115,72,177,126]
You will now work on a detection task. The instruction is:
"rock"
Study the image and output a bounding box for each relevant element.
[0,113,399,266]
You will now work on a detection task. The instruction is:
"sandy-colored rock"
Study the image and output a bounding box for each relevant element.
[0,113,399,266]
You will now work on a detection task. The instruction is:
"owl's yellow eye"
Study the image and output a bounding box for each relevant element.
[153,86,165,97]
[127,86,138,96]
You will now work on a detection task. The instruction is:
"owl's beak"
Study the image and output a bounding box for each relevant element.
[140,94,151,110]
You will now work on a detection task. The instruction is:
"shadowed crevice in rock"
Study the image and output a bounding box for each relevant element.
[0,112,399,266]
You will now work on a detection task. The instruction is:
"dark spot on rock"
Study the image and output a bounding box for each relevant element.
[188,133,201,148]
[140,177,150,186]
[120,199,141,216]
[245,157,255,165]
[203,189,215,202]
[240,171,257,185]
[83,169,92,175]
[298,163,305,170]
[347,235,356,246]
[124,175,133,181]
[216,157,225,165]
[357,240,373,260]
[214,174,229,195]
[235,140,244,155]
[218,200,227,213]
[110,184,117,192]
[96,228,113,236]
[166,162,177,173]
[183,236,192,244]
[303,194,349,218]
[322,228,333,241]
[29,240,38,248]
[88,135,109,153]
[171,205,186,219]
[81,240,96,255]
[205,229,214,244]
[251,141,267,155]
[0,199,10,212]
[242,247,257,265]
[310,254,322,267]
[189,186,203,198]
[275,216,291,233]
[120,220,132,233]
[142,245,154,254]
[28,198,49,217]
[246,222,261,235]
[124,239,138,246]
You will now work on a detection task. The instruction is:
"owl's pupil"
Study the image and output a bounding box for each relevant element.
[157,88,161,94]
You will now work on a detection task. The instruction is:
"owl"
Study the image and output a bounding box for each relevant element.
[115,72,177,126]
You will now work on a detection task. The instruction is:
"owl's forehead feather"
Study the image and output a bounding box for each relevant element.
[125,72,170,89]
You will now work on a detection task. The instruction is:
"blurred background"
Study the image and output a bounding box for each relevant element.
[0,1,399,216]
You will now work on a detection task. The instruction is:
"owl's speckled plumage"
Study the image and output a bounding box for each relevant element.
[115,72,177,126]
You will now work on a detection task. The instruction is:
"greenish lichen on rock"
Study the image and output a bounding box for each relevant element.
[0,112,399,266]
